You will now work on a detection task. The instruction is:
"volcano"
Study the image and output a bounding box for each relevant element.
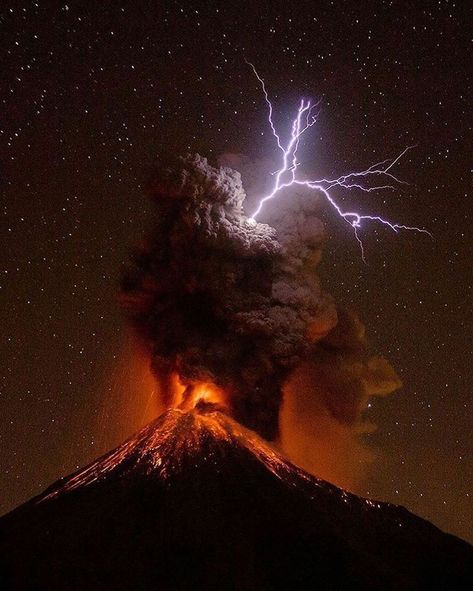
[1,405,472,590]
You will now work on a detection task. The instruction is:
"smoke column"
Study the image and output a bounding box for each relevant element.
[121,153,400,481]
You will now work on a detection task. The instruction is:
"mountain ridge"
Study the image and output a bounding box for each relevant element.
[1,406,472,590]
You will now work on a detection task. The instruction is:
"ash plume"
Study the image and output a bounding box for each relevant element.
[121,154,399,448]
[280,308,401,489]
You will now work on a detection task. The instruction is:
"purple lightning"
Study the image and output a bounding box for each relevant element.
[247,61,431,260]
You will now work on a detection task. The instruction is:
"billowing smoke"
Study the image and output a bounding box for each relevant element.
[280,308,401,489]
[121,153,400,456]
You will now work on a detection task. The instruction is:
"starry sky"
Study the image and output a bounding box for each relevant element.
[1,2,472,542]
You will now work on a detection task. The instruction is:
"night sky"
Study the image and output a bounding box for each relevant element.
[1,2,472,542]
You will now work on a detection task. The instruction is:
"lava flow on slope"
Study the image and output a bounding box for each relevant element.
[1,404,472,590]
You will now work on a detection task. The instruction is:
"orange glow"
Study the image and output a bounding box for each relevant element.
[279,363,374,492]
[94,334,165,453]
[170,376,229,412]
[95,334,231,456]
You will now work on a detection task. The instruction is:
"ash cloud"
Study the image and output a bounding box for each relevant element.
[280,308,401,490]
[121,153,399,450]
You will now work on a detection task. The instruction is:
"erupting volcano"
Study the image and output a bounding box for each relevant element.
[119,153,401,448]
[2,155,471,590]
[2,405,472,590]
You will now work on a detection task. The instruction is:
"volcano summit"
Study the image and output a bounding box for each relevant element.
[1,405,472,590]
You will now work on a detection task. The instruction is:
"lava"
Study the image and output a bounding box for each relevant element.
[4,406,472,590]
[175,381,229,413]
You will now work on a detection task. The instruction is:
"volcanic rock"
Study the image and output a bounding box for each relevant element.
[1,405,472,590]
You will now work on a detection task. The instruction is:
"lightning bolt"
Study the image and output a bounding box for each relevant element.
[247,62,431,261]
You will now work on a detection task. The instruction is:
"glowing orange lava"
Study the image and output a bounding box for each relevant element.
[171,377,229,412]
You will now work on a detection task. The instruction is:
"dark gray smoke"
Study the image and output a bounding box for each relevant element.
[121,154,398,444]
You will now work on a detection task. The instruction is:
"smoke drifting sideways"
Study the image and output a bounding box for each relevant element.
[280,309,401,489]
[121,154,401,468]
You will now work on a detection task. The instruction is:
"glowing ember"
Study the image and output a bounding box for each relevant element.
[165,374,230,413]
[177,382,229,411]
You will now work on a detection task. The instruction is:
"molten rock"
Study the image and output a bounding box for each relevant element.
[1,406,472,590]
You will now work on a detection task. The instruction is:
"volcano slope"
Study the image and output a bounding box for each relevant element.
[1,405,472,590]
